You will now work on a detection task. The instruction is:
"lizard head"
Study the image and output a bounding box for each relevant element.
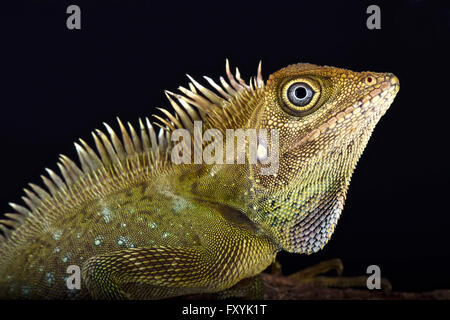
[249,63,399,253]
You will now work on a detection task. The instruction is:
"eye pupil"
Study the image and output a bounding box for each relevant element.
[286,82,315,108]
[367,77,373,83]
[294,87,307,99]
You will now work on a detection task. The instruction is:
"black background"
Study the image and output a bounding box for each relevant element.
[0,0,449,293]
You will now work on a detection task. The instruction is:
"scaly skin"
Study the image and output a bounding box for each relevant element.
[0,61,399,299]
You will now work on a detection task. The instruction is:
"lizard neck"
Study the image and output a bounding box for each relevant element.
[174,163,254,213]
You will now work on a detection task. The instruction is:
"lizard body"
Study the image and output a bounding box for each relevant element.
[0,61,399,299]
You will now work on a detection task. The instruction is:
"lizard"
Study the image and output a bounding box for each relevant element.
[0,60,399,299]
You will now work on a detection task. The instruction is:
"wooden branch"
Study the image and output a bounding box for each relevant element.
[262,273,450,300]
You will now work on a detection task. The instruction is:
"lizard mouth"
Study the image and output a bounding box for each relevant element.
[291,74,400,150]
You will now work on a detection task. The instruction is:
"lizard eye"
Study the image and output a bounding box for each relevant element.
[281,79,320,116]
[287,83,314,107]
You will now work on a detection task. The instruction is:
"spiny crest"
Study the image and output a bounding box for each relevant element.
[0,60,265,245]
[158,59,264,133]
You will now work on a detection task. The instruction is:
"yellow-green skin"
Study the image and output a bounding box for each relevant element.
[0,62,399,299]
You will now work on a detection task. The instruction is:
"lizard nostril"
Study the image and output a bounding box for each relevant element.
[364,75,376,85]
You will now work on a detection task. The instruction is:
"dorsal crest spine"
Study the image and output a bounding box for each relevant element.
[0,60,265,246]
